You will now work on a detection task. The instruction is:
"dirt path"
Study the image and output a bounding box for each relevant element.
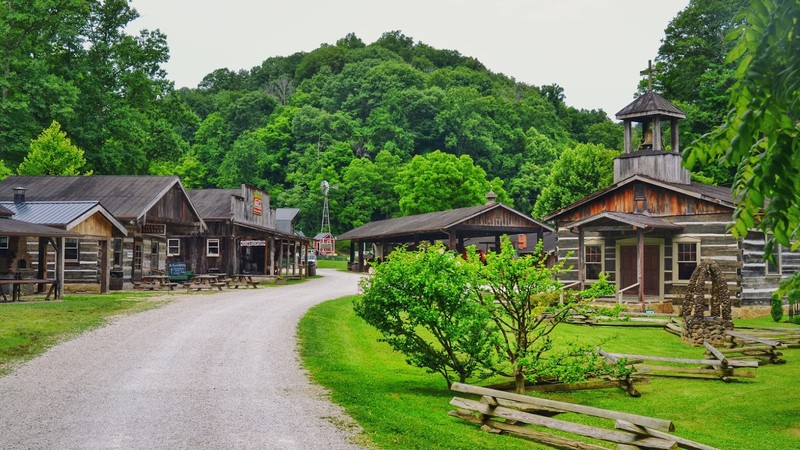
[0,269,366,449]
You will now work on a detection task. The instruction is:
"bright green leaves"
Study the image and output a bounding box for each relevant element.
[18,121,91,176]
[357,237,617,391]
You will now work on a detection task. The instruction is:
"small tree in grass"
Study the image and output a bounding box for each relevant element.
[356,236,619,391]
[354,243,496,386]
[473,236,616,393]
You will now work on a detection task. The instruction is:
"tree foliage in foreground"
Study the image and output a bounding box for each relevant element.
[685,0,800,305]
[356,237,620,390]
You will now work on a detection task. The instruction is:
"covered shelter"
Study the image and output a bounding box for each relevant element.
[0,205,80,300]
[338,201,553,272]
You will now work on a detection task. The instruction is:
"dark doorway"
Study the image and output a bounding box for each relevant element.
[620,245,660,296]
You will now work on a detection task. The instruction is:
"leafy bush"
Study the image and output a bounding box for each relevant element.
[771,295,784,322]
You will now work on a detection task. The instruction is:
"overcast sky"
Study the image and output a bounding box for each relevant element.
[128,0,690,117]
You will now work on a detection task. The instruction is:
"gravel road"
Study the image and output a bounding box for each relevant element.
[0,269,366,449]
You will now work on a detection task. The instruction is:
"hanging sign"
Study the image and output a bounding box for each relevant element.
[253,192,263,216]
[240,240,266,247]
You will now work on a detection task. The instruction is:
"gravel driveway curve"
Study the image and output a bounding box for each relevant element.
[0,269,366,449]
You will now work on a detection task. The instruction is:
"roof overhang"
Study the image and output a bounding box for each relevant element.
[0,218,82,237]
[567,212,683,232]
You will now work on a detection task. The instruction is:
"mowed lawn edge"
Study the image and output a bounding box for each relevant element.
[0,293,166,376]
[298,296,800,450]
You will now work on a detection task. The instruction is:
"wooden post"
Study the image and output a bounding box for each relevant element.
[37,237,47,293]
[578,228,585,289]
[653,116,662,151]
[358,241,365,272]
[671,118,680,153]
[349,241,355,271]
[448,232,457,251]
[637,228,645,312]
[623,120,632,154]
[278,239,284,277]
[55,237,65,300]
[99,240,109,293]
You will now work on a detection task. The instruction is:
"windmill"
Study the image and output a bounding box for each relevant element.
[317,180,338,255]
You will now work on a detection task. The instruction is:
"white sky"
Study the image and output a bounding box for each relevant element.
[128,0,689,117]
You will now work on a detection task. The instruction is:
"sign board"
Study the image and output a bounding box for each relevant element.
[168,261,187,277]
[141,223,166,235]
[253,192,263,216]
[240,240,266,247]
[517,234,527,249]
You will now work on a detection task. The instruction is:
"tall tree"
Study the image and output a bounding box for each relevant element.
[395,150,509,216]
[686,0,800,302]
[532,143,619,218]
[18,120,90,175]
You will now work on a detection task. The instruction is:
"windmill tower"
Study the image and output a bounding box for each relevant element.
[316,180,337,255]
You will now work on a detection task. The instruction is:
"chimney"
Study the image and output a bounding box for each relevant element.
[13,187,26,205]
[485,190,497,204]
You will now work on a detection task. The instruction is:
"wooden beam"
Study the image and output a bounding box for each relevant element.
[450,383,674,432]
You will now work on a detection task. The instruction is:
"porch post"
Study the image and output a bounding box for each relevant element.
[637,228,645,312]
[358,241,365,272]
[577,228,585,289]
[448,232,457,251]
[349,241,355,271]
[55,237,65,300]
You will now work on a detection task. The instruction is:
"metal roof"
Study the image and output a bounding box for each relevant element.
[188,189,239,220]
[567,212,683,231]
[0,217,81,237]
[338,203,553,241]
[0,201,127,236]
[0,176,201,222]
[543,175,735,222]
[615,91,686,120]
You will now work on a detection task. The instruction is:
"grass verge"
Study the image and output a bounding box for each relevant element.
[0,292,165,376]
[316,259,348,271]
[299,297,800,450]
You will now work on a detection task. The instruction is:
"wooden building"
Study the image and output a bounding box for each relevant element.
[186,185,310,277]
[0,204,79,300]
[0,176,206,288]
[313,232,336,256]
[544,91,798,307]
[338,197,553,272]
[0,187,127,292]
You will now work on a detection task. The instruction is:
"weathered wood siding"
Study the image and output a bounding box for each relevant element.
[555,213,748,305]
[614,153,691,184]
[71,213,115,238]
[463,208,533,227]
[145,184,200,226]
[557,182,731,223]
[232,185,276,230]
[741,230,800,305]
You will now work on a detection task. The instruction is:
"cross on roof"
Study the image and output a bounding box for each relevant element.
[640,60,655,92]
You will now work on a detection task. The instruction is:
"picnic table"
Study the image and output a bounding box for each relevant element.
[226,274,259,289]
[0,278,58,302]
[135,275,177,291]
[185,274,226,292]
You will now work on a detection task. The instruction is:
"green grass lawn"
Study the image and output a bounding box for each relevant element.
[0,293,164,376]
[299,297,800,450]
[316,259,348,271]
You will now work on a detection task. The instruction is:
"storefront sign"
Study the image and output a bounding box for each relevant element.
[141,223,166,235]
[253,193,263,216]
[240,240,266,247]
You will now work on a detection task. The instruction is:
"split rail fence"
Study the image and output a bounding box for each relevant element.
[449,382,718,450]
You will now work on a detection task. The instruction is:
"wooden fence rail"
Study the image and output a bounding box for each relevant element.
[449,382,718,450]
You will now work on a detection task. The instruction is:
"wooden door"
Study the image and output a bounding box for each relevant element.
[620,245,660,296]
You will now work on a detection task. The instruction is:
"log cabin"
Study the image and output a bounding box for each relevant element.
[186,185,311,278]
[543,91,798,307]
[0,176,206,289]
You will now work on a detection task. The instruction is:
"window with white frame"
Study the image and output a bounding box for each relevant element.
[65,238,80,261]
[150,241,159,269]
[584,241,604,280]
[765,237,782,276]
[673,239,700,282]
[207,239,220,257]
[168,238,180,256]
[0,236,7,249]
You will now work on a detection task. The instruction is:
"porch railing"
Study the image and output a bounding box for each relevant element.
[559,281,581,302]
[617,282,639,303]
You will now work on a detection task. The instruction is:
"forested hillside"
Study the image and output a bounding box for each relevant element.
[0,0,742,235]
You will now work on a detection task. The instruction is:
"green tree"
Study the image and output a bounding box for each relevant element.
[340,148,402,229]
[686,0,800,304]
[0,160,12,180]
[395,150,509,215]
[18,121,90,175]
[532,143,619,218]
[355,243,495,386]
[473,237,615,393]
